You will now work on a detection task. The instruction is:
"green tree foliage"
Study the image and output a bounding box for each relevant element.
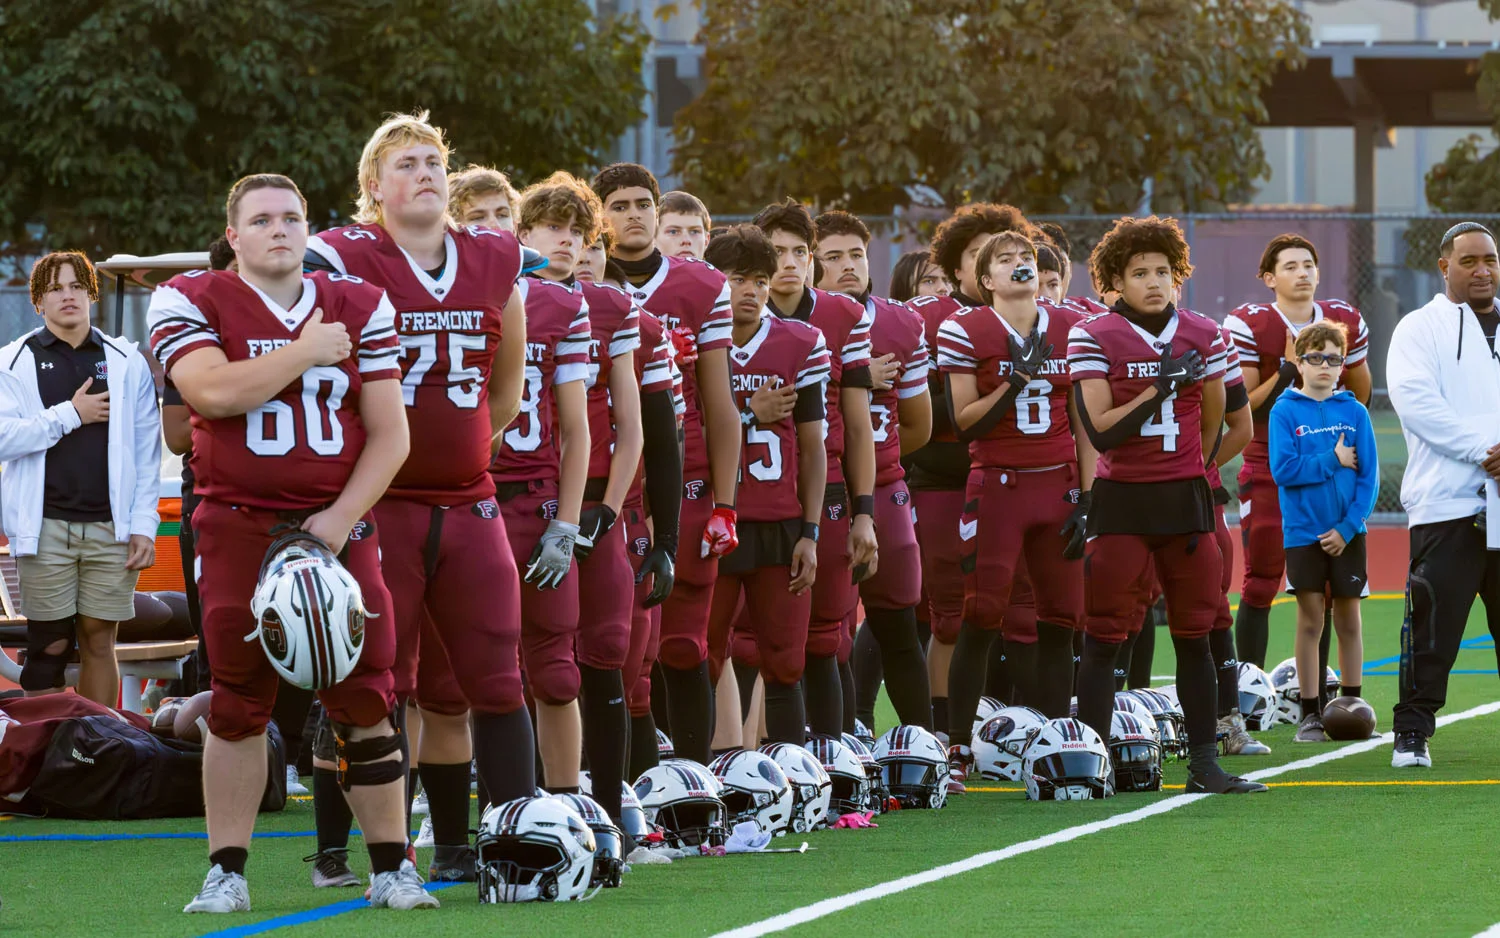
[1424,0,1500,213]
[0,0,648,260]
[672,0,1308,214]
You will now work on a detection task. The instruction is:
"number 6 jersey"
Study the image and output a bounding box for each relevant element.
[936,303,1081,469]
[147,269,401,509]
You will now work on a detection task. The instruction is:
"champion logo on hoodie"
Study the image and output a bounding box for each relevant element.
[1293,422,1357,438]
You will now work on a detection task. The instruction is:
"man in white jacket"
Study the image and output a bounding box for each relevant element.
[1386,222,1500,769]
[0,252,161,705]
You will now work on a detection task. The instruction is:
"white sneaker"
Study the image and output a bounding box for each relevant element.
[184,865,251,913]
[368,860,441,910]
[1219,712,1272,756]
[286,766,310,796]
[413,816,435,848]
[410,788,429,817]
[1392,731,1432,768]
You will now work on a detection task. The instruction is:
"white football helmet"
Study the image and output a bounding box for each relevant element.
[1109,712,1163,792]
[758,743,832,832]
[245,531,367,690]
[1269,658,1340,726]
[477,796,596,902]
[550,793,625,889]
[972,695,1005,736]
[578,772,653,844]
[1236,662,1280,732]
[873,725,951,810]
[1114,691,1157,729]
[852,719,877,750]
[1020,717,1114,802]
[708,750,795,836]
[805,735,874,816]
[633,759,728,848]
[1131,688,1184,759]
[841,732,887,812]
[971,706,1047,781]
[657,728,675,761]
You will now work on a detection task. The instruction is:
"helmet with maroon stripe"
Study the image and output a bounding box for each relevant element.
[1020,717,1114,801]
[246,530,367,690]
[633,759,728,848]
[804,735,874,817]
[873,724,951,810]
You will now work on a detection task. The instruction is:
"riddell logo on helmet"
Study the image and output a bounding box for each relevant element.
[889,748,911,756]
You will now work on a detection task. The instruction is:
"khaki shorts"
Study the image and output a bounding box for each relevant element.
[16,519,139,621]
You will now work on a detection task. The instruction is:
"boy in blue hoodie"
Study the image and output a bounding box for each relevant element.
[1269,321,1380,743]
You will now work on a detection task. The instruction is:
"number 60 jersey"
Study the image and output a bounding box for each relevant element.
[147,269,401,509]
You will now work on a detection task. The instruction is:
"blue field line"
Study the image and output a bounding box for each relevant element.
[1365,669,1497,677]
[1362,636,1494,671]
[193,882,459,938]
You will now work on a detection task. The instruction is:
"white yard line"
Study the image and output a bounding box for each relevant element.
[715,700,1500,938]
[1475,924,1500,938]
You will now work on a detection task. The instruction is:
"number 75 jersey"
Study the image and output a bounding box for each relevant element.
[1066,308,1227,483]
[936,303,1081,470]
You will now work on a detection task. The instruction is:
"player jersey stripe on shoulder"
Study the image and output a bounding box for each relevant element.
[305,234,347,274]
[935,319,977,370]
[147,284,221,369]
[1065,324,1109,377]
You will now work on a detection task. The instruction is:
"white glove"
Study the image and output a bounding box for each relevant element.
[525,520,579,590]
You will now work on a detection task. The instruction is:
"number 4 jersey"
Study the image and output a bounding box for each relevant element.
[148,269,401,509]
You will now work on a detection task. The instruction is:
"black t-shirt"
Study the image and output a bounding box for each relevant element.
[162,379,194,493]
[1475,308,1500,353]
[31,327,111,522]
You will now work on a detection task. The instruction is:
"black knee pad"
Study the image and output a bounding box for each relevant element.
[331,720,406,791]
[19,617,76,692]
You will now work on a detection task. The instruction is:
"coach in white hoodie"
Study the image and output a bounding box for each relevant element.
[0,252,160,705]
[1386,222,1500,770]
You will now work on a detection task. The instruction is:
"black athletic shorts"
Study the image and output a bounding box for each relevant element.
[1286,533,1368,598]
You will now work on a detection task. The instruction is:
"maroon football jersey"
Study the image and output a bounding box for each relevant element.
[308,224,522,504]
[867,296,929,486]
[1205,322,1245,484]
[772,288,873,483]
[489,277,593,482]
[149,270,400,509]
[1223,298,1368,469]
[938,303,1081,469]
[622,255,733,479]
[905,294,968,444]
[729,314,831,522]
[581,282,642,482]
[1067,308,1227,484]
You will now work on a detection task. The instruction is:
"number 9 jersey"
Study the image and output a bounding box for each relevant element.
[147,269,400,509]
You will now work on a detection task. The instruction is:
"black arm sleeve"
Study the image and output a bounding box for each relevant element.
[841,365,874,390]
[1071,383,1170,453]
[303,247,339,273]
[1225,380,1249,413]
[928,373,957,439]
[949,374,1024,442]
[793,384,826,424]
[640,389,682,557]
[1251,362,1298,421]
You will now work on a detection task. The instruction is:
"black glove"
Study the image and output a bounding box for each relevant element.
[1008,329,1053,387]
[1154,343,1205,394]
[573,504,618,562]
[1060,490,1090,560]
[636,546,677,608]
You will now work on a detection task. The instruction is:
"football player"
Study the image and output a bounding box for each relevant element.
[592,163,740,765]
[1224,234,1370,669]
[814,211,934,730]
[705,224,830,744]
[889,250,953,302]
[938,231,1093,780]
[447,164,519,232]
[151,174,436,911]
[906,204,1034,738]
[304,114,537,883]
[499,173,596,798]
[657,190,712,260]
[1067,215,1264,794]
[753,199,876,736]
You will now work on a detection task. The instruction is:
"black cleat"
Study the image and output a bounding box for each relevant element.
[305,848,361,888]
[1184,770,1268,794]
[428,845,477,883]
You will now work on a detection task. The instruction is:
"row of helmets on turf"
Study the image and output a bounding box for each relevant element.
[1240,658,1342,730]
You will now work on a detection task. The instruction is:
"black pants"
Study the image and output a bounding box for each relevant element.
[180,486,209,692]
[1396,516,1500,737]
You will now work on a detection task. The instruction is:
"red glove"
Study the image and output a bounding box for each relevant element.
[668,326,699,367]
[701,504,739,559]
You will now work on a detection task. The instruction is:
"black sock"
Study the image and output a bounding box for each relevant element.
[628,713,660,781]
[866,606,933,729]
[1341,684,1361,698]
[1076,635,1120,743]
[803,654,843,736]
[1234,604,1270,669]
[732,658,759,723]
[419,762,472,848]
[661,661,713,764]
[1172,633,1218,754]
[471,707,536,807]
[1300,694,1322,718]
[649,660,671,736]
[578,665,628,826]
[947,624,999,745]
[931,696,948,734]
[985,635,1012,702]
[1035,623,1076,719]
[367,841,406,876]
[1319,612,1333,703]
[1209,628,1239,718]
[313,766,353,852]
[851,618,884,730]
[1113,630,1137,691]
[1129,618,1156,689]
[209,846,247,877]
[1004,640,1038,709]
[763,680,806,744]
[838,659,857,735]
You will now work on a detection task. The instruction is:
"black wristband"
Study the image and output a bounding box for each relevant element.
[714,502,735,512]
[853,494,875,518]
[801,522,820,543]
[740,409,758,428]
